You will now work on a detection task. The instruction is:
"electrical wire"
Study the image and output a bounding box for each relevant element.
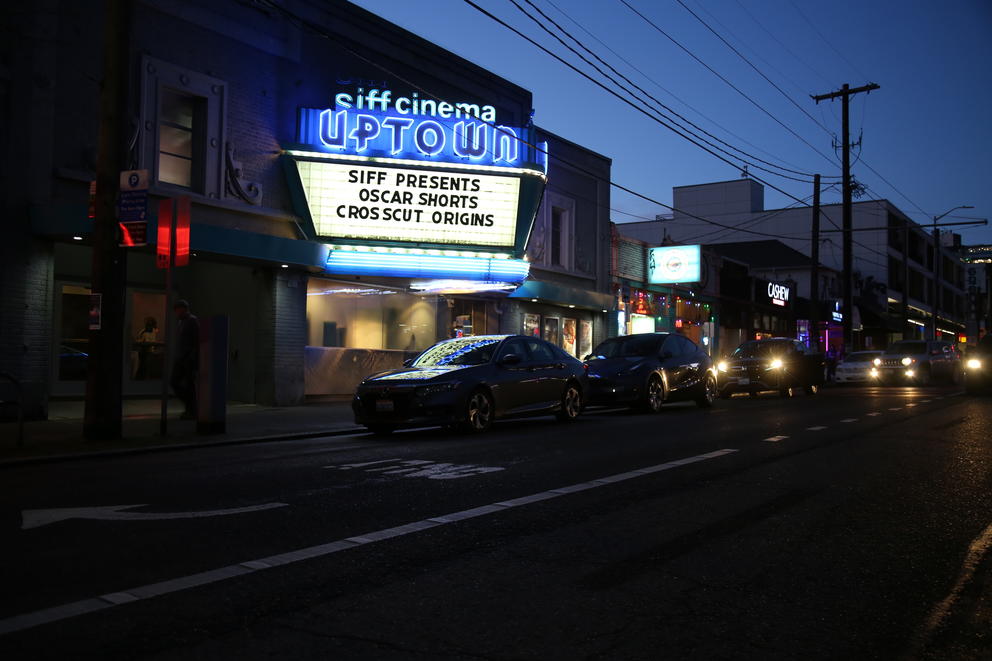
[501,0,822,185]
[543,0,825,177]
[617,0,840,169]
[673,0,836,139]
[519,0,838,182]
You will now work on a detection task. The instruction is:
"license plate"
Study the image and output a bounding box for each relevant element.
[375,399,394,412]
[737,377,750,385]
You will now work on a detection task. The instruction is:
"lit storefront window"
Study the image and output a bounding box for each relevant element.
[306,278,438,352]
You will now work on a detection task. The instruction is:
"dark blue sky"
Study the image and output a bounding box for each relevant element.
[350,0,992,244]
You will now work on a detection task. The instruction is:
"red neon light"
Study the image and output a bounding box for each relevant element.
[157,198,173,269]
[119,222,136,247]
[175,196,191,266]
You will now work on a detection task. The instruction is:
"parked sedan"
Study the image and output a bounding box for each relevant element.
[834,350,882,384]
[719,338,824,398]
[964,334,992,395]
[873,340,961,385]
[584,332,718,411]
[352,334,586,434]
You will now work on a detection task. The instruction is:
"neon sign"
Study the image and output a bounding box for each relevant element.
[298,90,527,168]
[323,248,530,282]
[647,245,702,284]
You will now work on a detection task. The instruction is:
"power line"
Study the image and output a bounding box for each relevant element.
[673,0,836,140]
[529,0,839,181]
[543,0,824,177]
[788,1,870,82]
[503,0,823,184]
[617,0,839,169]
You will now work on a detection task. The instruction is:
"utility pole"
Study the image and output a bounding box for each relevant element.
[84,0,133,440]
[809,174,821,351]
[927,205,974,340]
[812,83,879,355]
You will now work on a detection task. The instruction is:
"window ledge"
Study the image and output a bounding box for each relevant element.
[53,168,298,224]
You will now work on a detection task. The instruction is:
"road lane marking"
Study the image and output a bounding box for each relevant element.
[764,435,789,442]
[867,412,881,416]
[905,403,917,407]
[806,426,827,431]
[888,407,902,411]
[325,459,505,480]
[0,448,738,636]
[840,418,857,423]
[20,503,288,530]
[920,400,931,403]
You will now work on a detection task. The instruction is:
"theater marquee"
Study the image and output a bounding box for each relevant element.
[284,88,547,259]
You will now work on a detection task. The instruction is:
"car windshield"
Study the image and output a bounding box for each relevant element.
[732,341,792,358]
[885,342,926,355]
[844,352,881,361]
[412,336,504,366]
[591,334,662,358]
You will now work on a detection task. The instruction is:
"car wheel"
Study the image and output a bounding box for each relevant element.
[367,425,395,436]
[642,375,665,413]
[463,389,494,433]
[779,386,795,398]
[805,384,819,396]
[556,382,583,422]
[696,375,717,408]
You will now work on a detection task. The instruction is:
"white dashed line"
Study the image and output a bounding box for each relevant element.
[905,403,917,408]
[920,400,931,403]
[764,435,789,442]
[0,448,738,636]
[807,426,827,431]
[840,418,857,423]
[888,407,902,411]
[867,412,882,417]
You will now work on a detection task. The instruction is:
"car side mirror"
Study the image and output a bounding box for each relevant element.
[583,354,594,361]
[499,353,522,366]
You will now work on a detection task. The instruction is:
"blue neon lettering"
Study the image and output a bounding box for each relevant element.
[396,97,410,114]
[494,126,518,163]
[414,120,445,156]
[382,116,414,154]
[318,109,347,149]
[349,114,381,152]
[334,93,353,109]
[453,121,487,159]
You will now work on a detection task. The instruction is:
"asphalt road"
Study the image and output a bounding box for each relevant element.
[1,385,990,660]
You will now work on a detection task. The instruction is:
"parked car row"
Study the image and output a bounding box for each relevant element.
[352,333,813,435]
[351,331,986,435]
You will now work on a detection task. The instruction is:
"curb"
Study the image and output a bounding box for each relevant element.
[0,425,368,469]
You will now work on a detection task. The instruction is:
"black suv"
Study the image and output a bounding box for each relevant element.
[719,338,824,398]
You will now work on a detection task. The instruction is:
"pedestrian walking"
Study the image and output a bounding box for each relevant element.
[171,300,199,419]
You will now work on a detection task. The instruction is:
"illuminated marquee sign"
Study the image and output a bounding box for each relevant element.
[296,161,520,247]
[297,89,528,169]
[647,245,702,284]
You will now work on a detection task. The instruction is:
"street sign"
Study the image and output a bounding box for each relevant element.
[119,220,148,247]
[118,169,149,222]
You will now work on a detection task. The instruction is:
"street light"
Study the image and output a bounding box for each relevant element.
[930,205,973,341]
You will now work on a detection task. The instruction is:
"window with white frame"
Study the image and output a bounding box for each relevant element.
[139,56,226,198]
[531,192,574,270]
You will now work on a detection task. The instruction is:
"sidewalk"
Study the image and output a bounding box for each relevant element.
[0,397,363,466]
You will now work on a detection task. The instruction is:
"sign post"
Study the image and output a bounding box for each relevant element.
[118,169,149,247]
[156,196,190,435]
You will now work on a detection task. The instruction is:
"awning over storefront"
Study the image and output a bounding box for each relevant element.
[509,279,613,311]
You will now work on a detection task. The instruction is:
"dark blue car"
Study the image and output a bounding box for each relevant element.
[584,332,718,412]
[353,334,587,434]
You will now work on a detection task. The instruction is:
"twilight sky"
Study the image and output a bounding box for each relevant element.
[349,0,992,245]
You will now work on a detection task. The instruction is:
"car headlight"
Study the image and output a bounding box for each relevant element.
[717,361,728,372]
[873,358,881,366]
[901,357,913,366]
[905,369,915,377]
[415,382,460,397]
[967,358,982,370]
[770,358,783,369]
[870,368,879,377]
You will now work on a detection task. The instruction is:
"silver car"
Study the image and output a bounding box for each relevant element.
[873,340,962,386]
[835,351,882,384]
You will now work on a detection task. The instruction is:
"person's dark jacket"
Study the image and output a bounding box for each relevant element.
[175,314,200,371]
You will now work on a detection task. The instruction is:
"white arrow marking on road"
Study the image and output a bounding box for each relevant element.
[21,503,288,530]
